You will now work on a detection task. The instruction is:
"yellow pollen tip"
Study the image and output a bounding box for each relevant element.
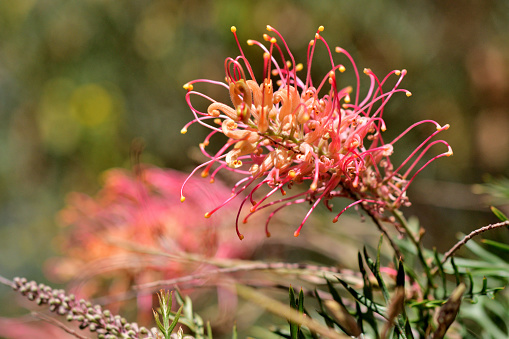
[293,231,300,237]
[201,170,209,178]
[318,25,324,32]
[363,68,370,74]
[204,212,212,218]
[339,65,346,72]
[309,40,315,46]
[180,196,186,203]
[239,234,245,240]
[439,123,450,131]
[231,26,237,33]
[310,183,317,191]
[209,178,215,183]
[395,70,401,76]
[263,52,270,59]
[335,47,342,53]
[315,33,320,39]
[250,206,256,213]
[263,34,270,41]
[405,91,412,97]
[247,39,254,45]
[289,170,296,178]
[446,146,453,156]
[286,60,292,68]
[214,118,221,125]
[266,25,273,31]
[183,83,193,91]
[270,37,277,44]
[345,94,351,103]
[180,128,187,134]
[271,69,278,76]
[295,63,303,71]
[381,126,387,132]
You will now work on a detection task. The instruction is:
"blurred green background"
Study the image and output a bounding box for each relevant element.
[1,0,508,311]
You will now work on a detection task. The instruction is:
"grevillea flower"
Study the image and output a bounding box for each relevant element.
[49,166,259,319]
[56,166,254,269]
[181,26,452,239]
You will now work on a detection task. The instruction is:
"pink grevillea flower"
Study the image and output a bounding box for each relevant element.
[181,26,452,239]
[50,166,258,293]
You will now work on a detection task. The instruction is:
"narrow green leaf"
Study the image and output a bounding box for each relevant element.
[479,276,488,295]
[315,290,335,329]
[482,239,509,252]
[168,305,183,334]
[466,271,474,300]
[490,206,508,221]
[404,318,414,339]
[232,322,237,339]
[206,321,213,339]
[153,309,165,333]
[289,286,298,339]
[298,289,304,314]
[433,248,447,299]
[450,257,461,286]
[326,280,346,308]
[357,252,378,337]
[397,261,405,288]
[336,277,385,315]
[363,246,376,273]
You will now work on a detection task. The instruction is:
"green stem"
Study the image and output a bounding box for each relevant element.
[392,210,434,296]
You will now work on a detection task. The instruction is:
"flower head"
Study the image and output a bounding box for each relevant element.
[50,166,259,295]
[181,26,452,238]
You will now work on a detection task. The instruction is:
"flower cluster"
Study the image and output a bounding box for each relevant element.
[55,166,254,277]
[50,166,259,318]
[11,277,162,338]
[181,26,452,239]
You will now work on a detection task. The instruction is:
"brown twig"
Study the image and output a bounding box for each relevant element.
[31,312,89,339]
[134,261,357,291]
[0,274,15,288]
[441,220,509,264]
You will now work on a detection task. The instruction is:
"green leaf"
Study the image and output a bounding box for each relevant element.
[153,309,165,334]
[336,277,386,315]
[396,261,405,288]
[490,206,508,221]
[289,286,298,339]
[450,257,461,286]
[206,321,213,339]
[298,289,304,314]
[232,322,237,339]
[315,290,335,329]
[433,248,447,299]
[168,305,184,334]
[482,239,509,252]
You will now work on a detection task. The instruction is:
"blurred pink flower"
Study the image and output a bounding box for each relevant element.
[181,26,452,238]
[48,166,258,291]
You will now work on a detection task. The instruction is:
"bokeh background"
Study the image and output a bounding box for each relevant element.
[1,0,509,326]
